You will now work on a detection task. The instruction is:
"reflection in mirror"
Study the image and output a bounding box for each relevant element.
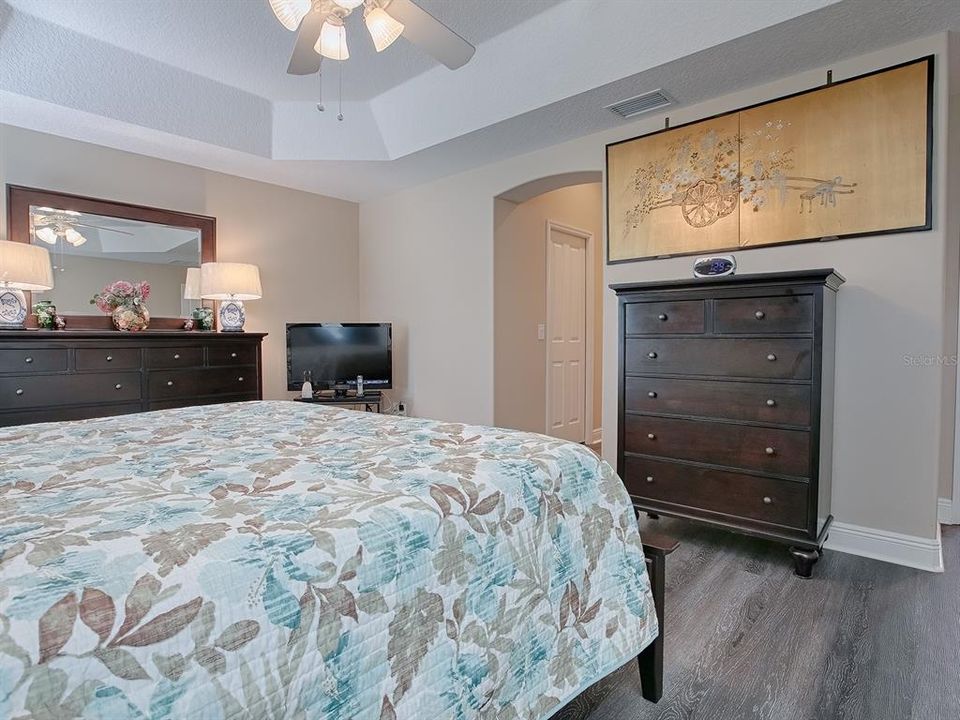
[29,206,201,317]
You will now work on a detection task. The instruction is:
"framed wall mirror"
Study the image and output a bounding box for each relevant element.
[6,185,216,329]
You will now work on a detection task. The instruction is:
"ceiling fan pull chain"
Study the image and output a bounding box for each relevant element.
[337,36,344,121]
[316,58,325,112]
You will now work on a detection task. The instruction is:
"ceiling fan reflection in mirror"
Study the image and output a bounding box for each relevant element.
[269,0,475,120]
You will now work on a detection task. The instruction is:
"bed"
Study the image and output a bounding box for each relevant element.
[0,401,661,719]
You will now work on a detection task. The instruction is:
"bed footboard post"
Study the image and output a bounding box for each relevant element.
[638,530,678,703]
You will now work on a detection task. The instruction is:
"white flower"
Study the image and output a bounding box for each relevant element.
[659,181,676,195]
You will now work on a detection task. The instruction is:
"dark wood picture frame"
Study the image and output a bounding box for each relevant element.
[6,185,216,329]
[605,55,934,264]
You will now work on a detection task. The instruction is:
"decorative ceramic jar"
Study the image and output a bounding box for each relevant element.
[112,303,150,332]
[33,301,57,329]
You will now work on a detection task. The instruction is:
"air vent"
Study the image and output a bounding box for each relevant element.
[605,89,672,119]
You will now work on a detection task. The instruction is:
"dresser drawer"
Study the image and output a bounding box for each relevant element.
[715,295,814,334]
[149,368,257,399]
[624,456,808,530]
[1,372,142,409]
[625,300,705,335]
[625,415,811,477]
[148,393,258,412]
[626,337,812,380]
[76,348,142,371]
[0,348,68,374]
[207,344,257,366]
[0,403,143,427]
[146,346,204,368]
[626,377,811,425]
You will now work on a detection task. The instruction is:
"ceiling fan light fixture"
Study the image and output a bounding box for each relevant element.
[35,227,58,245]
[332,0,364,9]
[316,18,349,60]
[64,228,87,247]
[365,7,404,52]
[269,0,312,31]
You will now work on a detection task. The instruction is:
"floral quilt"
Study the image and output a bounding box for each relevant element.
[0,401,657,719]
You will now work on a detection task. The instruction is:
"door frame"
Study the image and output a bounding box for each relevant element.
[544,220,596,444]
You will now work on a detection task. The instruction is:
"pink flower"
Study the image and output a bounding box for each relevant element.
[138,281,151,301]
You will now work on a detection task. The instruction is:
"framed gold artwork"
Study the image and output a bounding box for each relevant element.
[606,56,933,263]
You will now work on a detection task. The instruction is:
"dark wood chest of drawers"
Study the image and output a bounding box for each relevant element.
[0,331,265,426]
[613,269,843,577]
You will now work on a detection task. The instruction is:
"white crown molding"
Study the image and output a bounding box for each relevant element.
[825,521,944,573]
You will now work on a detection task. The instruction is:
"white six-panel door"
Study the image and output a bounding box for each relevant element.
[546,222,589,443]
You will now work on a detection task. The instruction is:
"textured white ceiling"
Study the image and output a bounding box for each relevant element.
[5,0,561,101]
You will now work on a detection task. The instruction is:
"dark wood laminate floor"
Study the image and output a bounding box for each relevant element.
[558,518,960,720]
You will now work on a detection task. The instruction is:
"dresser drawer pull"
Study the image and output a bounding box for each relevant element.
[755,310,766,320]
[647,433,656,440]
[106,355,113,362]
[173,353,181,360]
[645,476,654,483]
[166,380,174,387]
[766,399,776,407]
[231,352,238,358]
[238,376,244,382]
[647,351,658,359]
[24,357,32,364]
[765,446,775,455]
[766,353,777,362]
[115,384,123,390]
[15,388,23,396]
[762,496,773,505]
[647,391,657,399]
[657,313,668,321]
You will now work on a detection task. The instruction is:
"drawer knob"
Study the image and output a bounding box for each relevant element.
[115,384,123,390]
[763,496,773,505]
[657,313,668,321]
[765,446,775,455]
[647,391,657,399]
[755,310,766,320]
[766,399,776,407]
[173,353,181,360]
[15,388,23,396]
[24,357,32,364]
[238,377,244,382]
[106,355,113,362]
[647,351,658,359]
[231,352,238,358]
[167,380,174,387]
[645,476,654,483]
[647,433,656,440]
[766,353,777,362]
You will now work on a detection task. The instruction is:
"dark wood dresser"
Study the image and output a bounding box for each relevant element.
[0,331,265,426]
[613,270,843,577]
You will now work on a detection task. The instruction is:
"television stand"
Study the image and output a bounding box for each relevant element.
[294,390,382,414]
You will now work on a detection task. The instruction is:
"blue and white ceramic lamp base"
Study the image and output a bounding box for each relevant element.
[0,288,29,330]
[218,299,246,332]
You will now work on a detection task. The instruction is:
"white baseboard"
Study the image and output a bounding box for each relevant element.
[824,521,943,573]
[589,428,602,445]
[938,497,956,525]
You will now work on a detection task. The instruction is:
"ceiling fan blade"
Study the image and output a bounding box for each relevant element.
[387,0,475,70]
[72,222,134,235]
[287,9,325,75]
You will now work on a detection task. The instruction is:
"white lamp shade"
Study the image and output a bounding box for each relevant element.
[269,0,311,31]
[333,0,364,9]
[183,267,202,300]
[316,19,349,60]
[0,241,54,291]
[35,227,58,245]
[200,262,262,301]
[64,228,87,247]
[365,7,404,52]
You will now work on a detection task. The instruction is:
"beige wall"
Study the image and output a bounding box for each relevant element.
[0,125,360,400]
[493,184,603,437]
[360,34,954,543]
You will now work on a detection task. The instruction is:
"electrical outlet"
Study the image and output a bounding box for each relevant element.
[397,402,407,417]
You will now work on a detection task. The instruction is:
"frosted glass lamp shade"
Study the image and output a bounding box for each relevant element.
[35,227,58,244]
[269,0,311,31]
[183,267,202,300]
[200,262,262,301]
[365,7,404,52]
[0,241,54,291]
[333,0,364,9]
[64,228,87,246]
[317,19,349,60]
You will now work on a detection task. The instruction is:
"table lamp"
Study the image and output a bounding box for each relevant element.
[200,262,262,332]
[0,241,54,330]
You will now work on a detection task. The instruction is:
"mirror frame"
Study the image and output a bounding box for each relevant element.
[6,185,216,330]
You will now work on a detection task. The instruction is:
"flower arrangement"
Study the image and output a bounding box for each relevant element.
[91,280,151,332]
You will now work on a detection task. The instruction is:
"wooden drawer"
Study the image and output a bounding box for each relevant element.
[623,456,808,530]
[0,402,142,427]
[149,368,257,399]
[207,344,257,366]
[626,377,811,426]
[0,348,68,374]
[146,346,204,369]
[625,300,705,335]
[1,372,142,409]
[76,348,142,371]
[624,415,811,477]
[715,295,813,334]
[148,393,258,412]
[625,337,812,380]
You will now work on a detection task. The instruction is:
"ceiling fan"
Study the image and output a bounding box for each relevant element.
[270,0,475,75]
[30,208,132,249]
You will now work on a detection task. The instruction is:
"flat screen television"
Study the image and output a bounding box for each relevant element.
[286,323,392,391]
